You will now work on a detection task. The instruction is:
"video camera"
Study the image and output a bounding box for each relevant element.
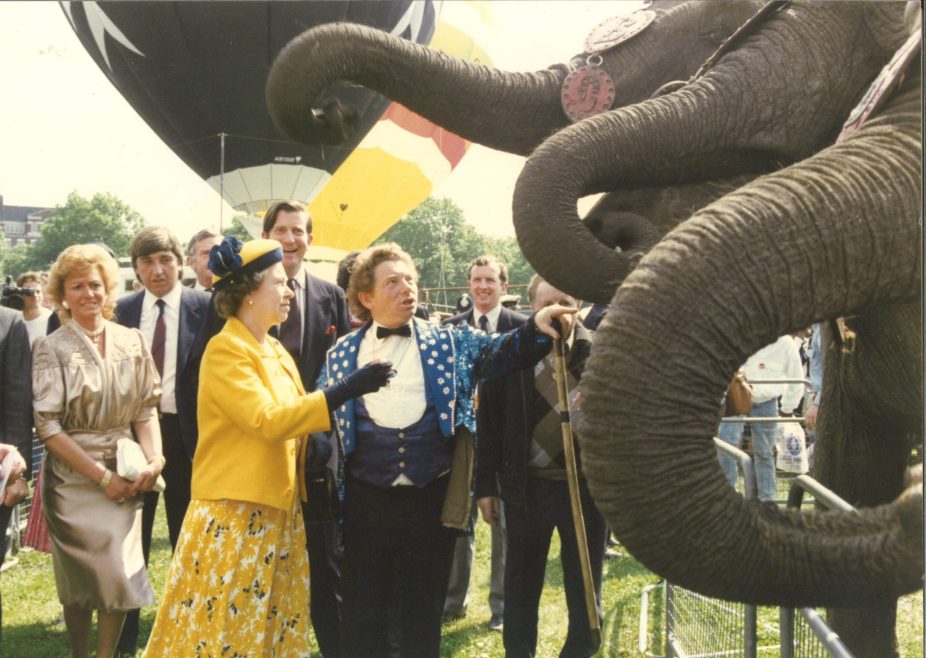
[0,276,36,312]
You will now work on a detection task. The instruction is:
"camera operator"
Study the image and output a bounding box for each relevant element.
[15,273,51,347]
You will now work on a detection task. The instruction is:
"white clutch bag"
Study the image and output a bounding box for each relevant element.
[116,438,166,492]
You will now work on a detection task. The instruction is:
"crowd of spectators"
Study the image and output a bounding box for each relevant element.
[0,199,822,657]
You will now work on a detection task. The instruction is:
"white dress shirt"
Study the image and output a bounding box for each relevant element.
[356,321,426,430]
[473,304,502,332]
[140,284,182,413]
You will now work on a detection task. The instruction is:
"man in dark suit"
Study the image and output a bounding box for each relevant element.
[475,275,606,658]
[0,306,32,638]
[114,226,219,655]
[441,255,522,631]
[262,200,350,658]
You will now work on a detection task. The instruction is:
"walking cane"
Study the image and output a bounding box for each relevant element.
[553,337,602,650]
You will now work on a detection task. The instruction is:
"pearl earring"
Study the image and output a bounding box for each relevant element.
[248,298,253,306]
[62,301,70,310]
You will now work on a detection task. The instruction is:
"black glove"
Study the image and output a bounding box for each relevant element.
[322,360,395,411]
[306,432,333,475]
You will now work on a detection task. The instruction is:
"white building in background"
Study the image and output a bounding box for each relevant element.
[0,195,53,248]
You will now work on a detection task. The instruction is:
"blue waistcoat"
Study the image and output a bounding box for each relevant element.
[317,316,550,457]
[349,396,451,488]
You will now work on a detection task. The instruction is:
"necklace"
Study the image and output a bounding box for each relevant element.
[77,323,105,342]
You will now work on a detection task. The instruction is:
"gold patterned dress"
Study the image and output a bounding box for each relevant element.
[31,320,161,611]
[143,317,325,657]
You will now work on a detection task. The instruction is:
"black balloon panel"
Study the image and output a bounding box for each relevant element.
[61,1,436,180]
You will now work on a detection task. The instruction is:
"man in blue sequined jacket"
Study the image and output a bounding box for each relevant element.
[317,243,575,658]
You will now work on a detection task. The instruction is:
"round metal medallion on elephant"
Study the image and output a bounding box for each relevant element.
[583,11,655,54]
[561,65,616,122]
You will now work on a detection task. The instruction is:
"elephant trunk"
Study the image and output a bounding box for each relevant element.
[266,23,566,155]
[579,80,922,607]
[513,91,748,304]
[513,2,910,303]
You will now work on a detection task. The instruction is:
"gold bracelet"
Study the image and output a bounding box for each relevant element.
[98,468,113,490]
[147,455,167,469]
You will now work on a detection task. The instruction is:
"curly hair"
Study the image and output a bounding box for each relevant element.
[347,243,417,323]
[213,268,268,319]
[46,244,120,321]
[16,271,42,288]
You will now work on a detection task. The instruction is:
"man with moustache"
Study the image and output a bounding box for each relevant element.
[114,226,219,655]
[319,243,576,658]
[262,200,350,657]
[441,255,520,631]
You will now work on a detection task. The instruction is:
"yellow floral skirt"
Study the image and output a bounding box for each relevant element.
[142,497,310,657]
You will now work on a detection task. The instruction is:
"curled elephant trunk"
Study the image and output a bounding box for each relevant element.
[512,97,725,304]
[266,22,566,155]
[579,79,922,607]
[513,2,910,305]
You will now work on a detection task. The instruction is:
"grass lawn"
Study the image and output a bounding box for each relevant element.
[2,501,922,656]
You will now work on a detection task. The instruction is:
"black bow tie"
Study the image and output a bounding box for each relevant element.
[376,324,411,339]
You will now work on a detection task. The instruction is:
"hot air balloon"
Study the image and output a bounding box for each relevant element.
[308,2,495,252]
[60,0,438,217]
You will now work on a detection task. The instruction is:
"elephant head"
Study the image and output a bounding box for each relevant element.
[579,56,921,652]
[266,0,766,156]
[512,1,912,303]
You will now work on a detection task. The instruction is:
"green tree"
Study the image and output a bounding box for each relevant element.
[23,192,145,270]
[0,227,9,279]
[223,214,253,243]
[486,235,534,288]
[375,197,535,311]
[376,198,484,290]
[2,244,34,281]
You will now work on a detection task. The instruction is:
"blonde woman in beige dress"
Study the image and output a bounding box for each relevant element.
[32,244,166,658]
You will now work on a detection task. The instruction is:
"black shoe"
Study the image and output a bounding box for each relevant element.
[488,614,504,632]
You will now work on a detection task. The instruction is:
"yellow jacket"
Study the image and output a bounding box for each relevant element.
[191,316,331,510]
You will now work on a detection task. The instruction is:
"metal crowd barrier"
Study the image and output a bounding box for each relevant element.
[638,392,854,657]
[637,439,763,657]
[779,476,855,658]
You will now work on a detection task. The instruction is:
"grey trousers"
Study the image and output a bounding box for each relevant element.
[443,502,506,617]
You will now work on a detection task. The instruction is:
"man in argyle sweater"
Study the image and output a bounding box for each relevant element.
[474,275,607,658]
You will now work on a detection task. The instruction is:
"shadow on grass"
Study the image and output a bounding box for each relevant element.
[598,555,661,656]
[440,616,504,656]
[603,553,652,580]
[2,621,71,657]
[2,613,159,657]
